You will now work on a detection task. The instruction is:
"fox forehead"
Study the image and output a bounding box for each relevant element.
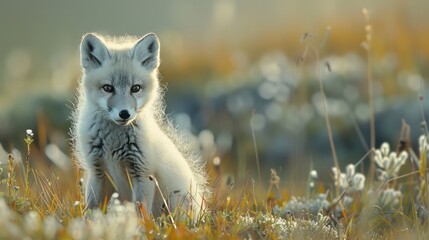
[88,55,152,85]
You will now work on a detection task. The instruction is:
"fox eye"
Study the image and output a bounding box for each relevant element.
[102,84,114,93]
[131,85,141,93]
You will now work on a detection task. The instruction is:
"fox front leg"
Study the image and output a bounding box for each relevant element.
[131,176,155,215]
[126,161,155,215]
[84,172,106,210]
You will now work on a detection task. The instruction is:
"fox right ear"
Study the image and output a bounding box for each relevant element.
[80,33,110,70]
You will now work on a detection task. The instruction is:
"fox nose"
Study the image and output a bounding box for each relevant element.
[119,110,130,120]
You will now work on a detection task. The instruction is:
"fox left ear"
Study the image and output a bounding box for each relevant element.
[132,33,160,70]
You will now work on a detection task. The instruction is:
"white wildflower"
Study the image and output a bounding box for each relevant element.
[352,173,365,192]
[43,216,61,240]
[23,211,41,234]
[111,192,119,199]
[277,194,330,219]
[419,135,429,155]
[379,188,402,208]
[238,214,254,227]
[0,199,21,239]
[332,164,365,192]
[308,170,318,190]
[418,135,429,173]
[374,142,408,181]
[341,195,354,207]
[288,214,338,239]
[381,142,390,156]
[346,164,355,177]
[331,167,346,190]
[310,170,318,179]
[254,213,289,238]
[213,156,221,166]
[368,188,403,216]
[26,129,34,137]
[68,218,86,239]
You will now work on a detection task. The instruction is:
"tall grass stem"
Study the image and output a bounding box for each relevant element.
[251,110,263,186]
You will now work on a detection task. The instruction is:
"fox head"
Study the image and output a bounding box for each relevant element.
[80,33,160,126]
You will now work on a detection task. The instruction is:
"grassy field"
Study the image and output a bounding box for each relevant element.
[0,129,428,239]
[1,3,429,240]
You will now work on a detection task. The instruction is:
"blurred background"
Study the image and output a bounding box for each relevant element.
[0,0,428,185]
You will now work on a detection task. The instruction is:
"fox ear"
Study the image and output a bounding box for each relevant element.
[80,33,110,70]
[132,33,160,70]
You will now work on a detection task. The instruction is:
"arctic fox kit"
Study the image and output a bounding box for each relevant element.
[73,32,207,218]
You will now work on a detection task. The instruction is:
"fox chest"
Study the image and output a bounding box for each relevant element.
[85,120,144,166]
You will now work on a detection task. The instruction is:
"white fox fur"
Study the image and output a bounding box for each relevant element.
[72,33,208,218]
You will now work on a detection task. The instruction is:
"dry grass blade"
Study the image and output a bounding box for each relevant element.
[251,110,262,186]
[298,28,341,197]
[362,8,376,185]
[150,175,177,229]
